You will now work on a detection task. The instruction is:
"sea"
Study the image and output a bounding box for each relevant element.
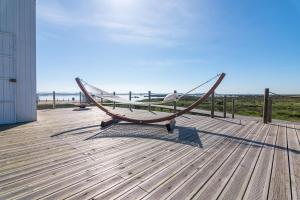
[37,93,156,102]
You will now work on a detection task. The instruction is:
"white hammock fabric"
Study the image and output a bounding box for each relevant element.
[163,93,178,102]
[80,74,221,106]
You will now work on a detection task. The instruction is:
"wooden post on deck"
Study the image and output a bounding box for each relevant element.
[263,88,269,124]
[232,97,235,119]
[268,98,272,123]
[211,91,215,118]
[113,91,116,109]
[53,91,56,109]
[223,95,227,118]
[129,91,132,110]
[148,91,151,111]
[173,90,177,113]
[82,94,85,104]
[79,92,82,104]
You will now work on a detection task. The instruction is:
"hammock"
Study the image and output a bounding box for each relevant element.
[79,73,221,106]
[75,73,226,124]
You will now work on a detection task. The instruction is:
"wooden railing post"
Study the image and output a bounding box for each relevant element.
[79,92,82,104]
[129,91,132,110]
[211,91,215,118]
[268,98,272,123]
[223,95,227,118]
[53,91,56,109]
[263,88,269,123]
[232,97,235,119]
[82,94,85,104]
[148,91,151,111]
[100,92,103,104]
[113,91,116,109]
[173,90,177,113]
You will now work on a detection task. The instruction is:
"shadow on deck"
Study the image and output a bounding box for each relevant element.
[51,121,300,154]
[197,127,300,155]
[52,123,203,148]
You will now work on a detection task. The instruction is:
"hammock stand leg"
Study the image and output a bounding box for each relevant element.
[166,119,176,133]
[101,117,120,128]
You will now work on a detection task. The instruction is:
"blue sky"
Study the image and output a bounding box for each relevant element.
[37,0,300,94]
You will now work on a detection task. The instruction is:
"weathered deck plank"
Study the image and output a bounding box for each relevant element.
[40,117,224,199]
[242,123,278,200]
[0,107,297,200]
[87,124,241,200]
[268,125,292,200]
[287,125,300,200]
[142,122,258,200]
[193,124,270,199]
[137,122,240,194]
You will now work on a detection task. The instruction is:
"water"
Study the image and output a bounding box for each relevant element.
[37,93,150,102]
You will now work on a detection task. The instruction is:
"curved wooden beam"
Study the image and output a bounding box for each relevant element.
[75,73,226,124]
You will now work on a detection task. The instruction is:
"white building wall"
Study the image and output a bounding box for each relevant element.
[0,0,36,123]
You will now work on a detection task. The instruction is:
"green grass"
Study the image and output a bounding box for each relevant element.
[140,96,300,122]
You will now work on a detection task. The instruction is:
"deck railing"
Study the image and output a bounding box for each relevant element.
[36,90,300,123]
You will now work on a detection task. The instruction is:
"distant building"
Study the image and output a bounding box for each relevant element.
[0,0,36,124]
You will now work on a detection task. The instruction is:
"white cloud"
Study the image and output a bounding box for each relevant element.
[37,0,70,25]
[37,0,196,46]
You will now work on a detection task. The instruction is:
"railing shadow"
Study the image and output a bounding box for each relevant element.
[214,117,246,126]
[197,129,300,155]
[51,124,101,137]
[269,122,300,131]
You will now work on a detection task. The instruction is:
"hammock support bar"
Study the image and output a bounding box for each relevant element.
[75,73,226,124]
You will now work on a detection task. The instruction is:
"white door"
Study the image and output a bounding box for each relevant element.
[0,32,16,124]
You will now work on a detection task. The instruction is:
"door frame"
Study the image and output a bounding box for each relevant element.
[0,31,16,124]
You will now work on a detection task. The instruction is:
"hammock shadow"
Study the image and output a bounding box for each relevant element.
[72,107,91,111]
[197,129,300,155]
[85,123,203,148]
[50,124,102,137]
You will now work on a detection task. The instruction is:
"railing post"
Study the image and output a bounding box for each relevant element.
[53,91,56,109]
[263,88,269,123]
[79,92,82,104]
[211,91,215,118]
[268,98,272,123]
[223,95,227,118]
[232,97,235,119]
[82,94,85,104]
[129,91,132,110]
[100,92,103,104]
[148,91,151,111]
[113,91,116,109]
[173,90,177,113]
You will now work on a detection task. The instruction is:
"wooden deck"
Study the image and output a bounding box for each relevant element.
[0,107,299,200]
